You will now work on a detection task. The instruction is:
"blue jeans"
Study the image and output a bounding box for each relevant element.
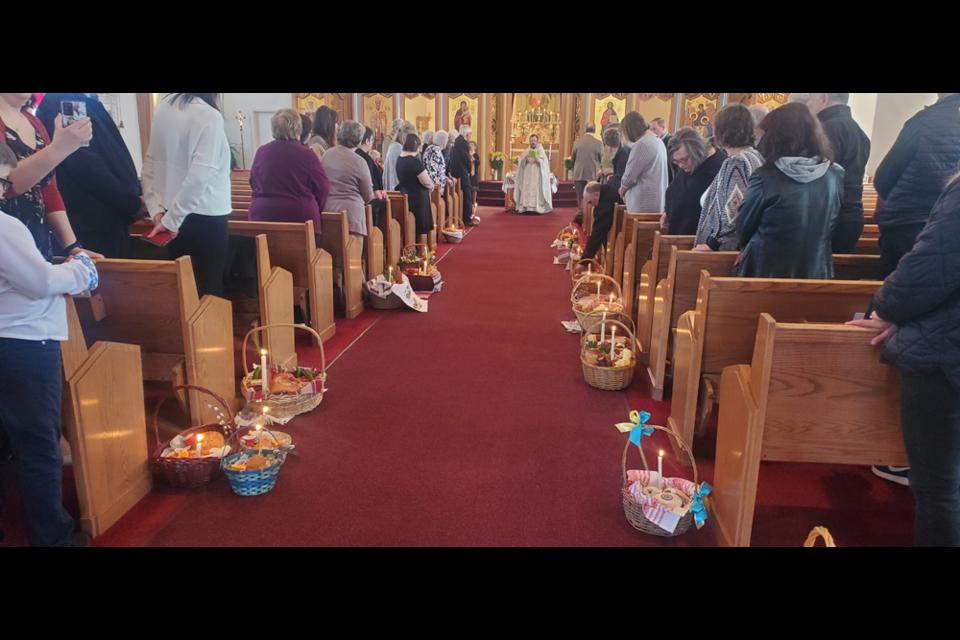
[0,338,75,547]
[901,369,960,547]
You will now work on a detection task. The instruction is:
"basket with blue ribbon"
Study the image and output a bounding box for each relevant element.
[220,427,292,497]
[616,410,712,537]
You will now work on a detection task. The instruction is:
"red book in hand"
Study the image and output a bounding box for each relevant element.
[142,231,174,248]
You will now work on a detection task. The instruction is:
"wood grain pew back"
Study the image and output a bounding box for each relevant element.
[636,233,696,361]
[319,211,365,319]
[711,314,906,547]
[668,273,882,464]
[73,256,236,426]
[365,205,385,278]
[62,298,151,539]
[228,220,335,343]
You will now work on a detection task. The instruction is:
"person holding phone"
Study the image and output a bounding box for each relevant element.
[0,142,100,547]
[143,93,231,297]
[0,92,103,261]
[37,93,144,258]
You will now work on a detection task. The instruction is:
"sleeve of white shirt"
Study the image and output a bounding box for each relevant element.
[163,112,227,232]
[0,214,92,299]
[142,138,162,218]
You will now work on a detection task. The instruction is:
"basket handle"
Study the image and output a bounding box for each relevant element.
[581,312,636,338]
[402,244,431,257]
[804,527,837,548]
[621,419,699,491]
[446,218,465,232]
[242,324,326,376]
[220,426,282,471]
[571,273,623,304]
[150,385,235,453]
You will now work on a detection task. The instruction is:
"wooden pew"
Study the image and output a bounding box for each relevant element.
[605,205,627,278]
[61,298,151,539]
[646,249,740,401]
[432,188,447,244]
[855,237,880,255]
[636,234,696,361]
[583,203,594,238]
[833,254,880,281]
[668,274,882,465]
[862,224,879,239]
[387,193,417,248]
[228,220,336,344]
[626,222,665,340]
[225,235,296,367]
[364,205,385,278]
[711,314,906,548]
[74,256,236,426]
[319,211,365,319]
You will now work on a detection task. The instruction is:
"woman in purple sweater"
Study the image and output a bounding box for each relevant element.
[248,109,329,230]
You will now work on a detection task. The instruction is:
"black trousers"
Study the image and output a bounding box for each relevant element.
[901,369,960,547]
[832,218,865,255]
[168,214,229,298]
[76,226,131,259]
[879,223,925,280]
[574,180,587,211]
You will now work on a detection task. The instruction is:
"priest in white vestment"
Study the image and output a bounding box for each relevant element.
[515,134,553,214]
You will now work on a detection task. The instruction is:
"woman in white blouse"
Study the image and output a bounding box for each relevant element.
[0,143,99,547]
[143,93,232,297]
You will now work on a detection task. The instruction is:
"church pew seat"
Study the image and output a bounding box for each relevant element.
[711,314,906,548]
[645,252,882,402]
[365,205,385,278]
[73,256,237,426]
[224,234,296,368]
[862,224,879,239]
[855,237,880,255]
[61,298,151,539]
[625,223,665,340]
[319,211,365,319]
[635,234,696,364]
[432,188,447,244]
[583,203,594,238]
[668,273,882,465]
[228,220,336,344]
[387,192,417,248]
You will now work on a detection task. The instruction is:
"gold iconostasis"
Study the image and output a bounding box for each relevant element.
[292,93,792,178]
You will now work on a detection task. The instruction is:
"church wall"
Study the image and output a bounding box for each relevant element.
[866,93,939,176]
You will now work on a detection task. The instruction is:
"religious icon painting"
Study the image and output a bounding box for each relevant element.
[448,95,478,133]
[755,93,791,111]
[680,94,720,139]
[593,95,626,137]
[361,93,396,156]
[295,93,326,116]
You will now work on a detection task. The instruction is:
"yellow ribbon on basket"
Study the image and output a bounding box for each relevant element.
[804,527,837,548]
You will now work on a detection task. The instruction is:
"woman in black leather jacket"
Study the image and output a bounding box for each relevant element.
[735,103,843,279]
[850,174,960,547]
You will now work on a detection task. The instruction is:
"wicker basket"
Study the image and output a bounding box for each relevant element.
[572,274,623,330]
[555,225,581,263]
[149,385,236,490]
[571,258,603,283]
[399,243,431,272]
[581,318,636,391]
[581,314,636,349]
[622,421,699,537]
[240,324,327,420]
[368,291,405,309]
[221,428,289,497]
[804,527,837,548]
[443,218,465,244]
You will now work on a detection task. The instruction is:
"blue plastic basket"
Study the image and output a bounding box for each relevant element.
[221,429,288,497]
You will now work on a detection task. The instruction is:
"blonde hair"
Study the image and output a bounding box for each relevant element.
[271,109,302,141]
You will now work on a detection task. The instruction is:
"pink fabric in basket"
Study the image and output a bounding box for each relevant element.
[626,470,698,530]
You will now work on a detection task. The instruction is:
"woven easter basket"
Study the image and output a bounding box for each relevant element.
[399,243,431,272]
[240,324,327,420]
[572,274,622,331]
[221,427,289,497]
[443,218,465,244]
[622,422,698,537]
[581,319,636,391]
[149,385,235,490]
[804,527,837,548]
[555,225,581,263]
[369,290,406,310]
[570,258,603,283]
[580,314,635,349]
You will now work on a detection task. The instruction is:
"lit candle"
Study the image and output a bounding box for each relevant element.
[388,266,393,282]
[597,281,602,300]
[658,451,664,490]
[611,326,617,361]
[600,314,607,346]
[256,424,263,457]
[196,434,203,459]
[260,349,269,395]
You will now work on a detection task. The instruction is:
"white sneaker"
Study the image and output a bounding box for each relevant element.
[872,466,910,487]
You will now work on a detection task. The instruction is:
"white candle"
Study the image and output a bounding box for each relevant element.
[587,264,592,276]
[260,349,269,394]
[611,326,617,361]
[196,434,203,459]
[600,314,607,346]
[256,424,263,457]
[597,281,601,300]
[658,451,664,490]
[388,266,393,282]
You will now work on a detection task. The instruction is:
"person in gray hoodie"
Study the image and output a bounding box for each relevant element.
[735,104,843,279]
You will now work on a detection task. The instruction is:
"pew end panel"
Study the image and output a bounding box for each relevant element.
[184,295,239,423]
[310,249,336,343]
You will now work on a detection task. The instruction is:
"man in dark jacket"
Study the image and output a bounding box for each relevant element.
[448,126,476,226]
[581,178,623,260]
[874,93,960,279]
[808,93,872,254]
[36,93,143,258]
[851,175,960,546]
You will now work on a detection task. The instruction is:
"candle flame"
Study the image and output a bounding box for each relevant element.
[263,406,269,415]
[659,450,665,457]
[261,349,267,356]
[197,434,203,442]
[256,424,262,432]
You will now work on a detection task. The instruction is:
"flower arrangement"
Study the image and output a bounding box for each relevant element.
[512,156,520,167]
[490,152,507,174]
[564,156,575,172]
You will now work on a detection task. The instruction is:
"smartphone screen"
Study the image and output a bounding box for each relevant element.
[61,100,89,147]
